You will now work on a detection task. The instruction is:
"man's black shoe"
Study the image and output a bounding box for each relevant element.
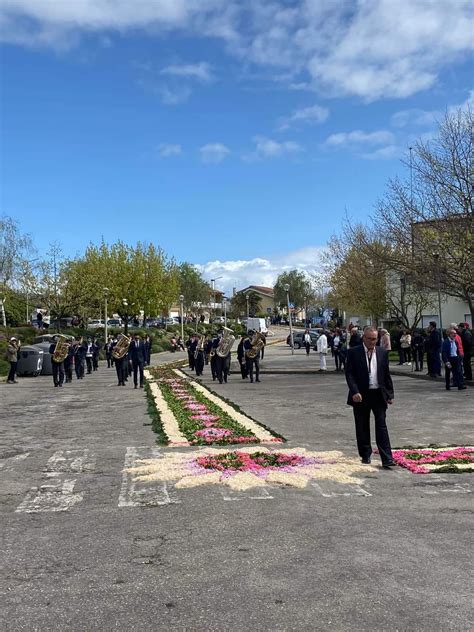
[446,386,451,390]
[382,461,396,468]
[361,457,371,464]
[256,379,261,382]
[458,386,467,390]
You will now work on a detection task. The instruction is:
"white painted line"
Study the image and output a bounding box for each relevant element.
[118,447,181,507]
[310,480,372,498]
[16,478,84,513]
[0,452,30,471]
[221,487,274,501]
[45,449,96,473]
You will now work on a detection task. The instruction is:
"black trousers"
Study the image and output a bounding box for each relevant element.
[52,361,64,386]
[115,358,126,385]
[106,354,112,368]
[64,359,73,382]
[195,352,205,376]
[463,354,472,381]
[132,360,144,387]
[75,358,85,379]
[352,389,393,464]
[246,357,260,382]
[86,357,93,373]
[402,348,411,363]
[334,348,342,369]
[8,362,17,382]
[210,355,218,380]
[238,359,248,379]
[413,348,424,371]
[305,342,311,356]
[427,351,441,376]
[216,355,230,383]
[188,352,195,371]
[445,356,463,388]
[92,355,99,370]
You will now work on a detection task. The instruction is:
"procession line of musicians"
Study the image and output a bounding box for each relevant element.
[47,334,152,388]
[185,330,265,384]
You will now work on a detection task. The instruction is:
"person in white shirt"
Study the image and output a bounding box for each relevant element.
[303,328,312,356]
[316,331,328,371]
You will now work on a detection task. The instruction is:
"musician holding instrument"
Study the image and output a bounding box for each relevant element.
[73,337,86,380]
[237,334,249,380]
[244,330,264,383]
[194,334,206,376]
[64,339,75,383]
[210,334,220,381]
[112,333,131,386]
[215,328,235,384]
[49,336,69,387]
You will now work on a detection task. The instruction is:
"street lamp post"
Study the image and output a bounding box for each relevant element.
[122,298,128,335]
[103,287,109,341]
[433,253,443,331]
[179,294,184,341]
[284,283,294,355]
[246,294,249,319]
[223,297,227,328]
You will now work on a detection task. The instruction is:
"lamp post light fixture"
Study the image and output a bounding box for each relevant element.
[284,283,294,355]
[179,294,184,341]
[122,298,129,334]
[103,287,109,340]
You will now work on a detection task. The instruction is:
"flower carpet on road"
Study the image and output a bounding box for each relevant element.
[144,368,284,447]
[125,447,375,491]
[392,447,474,474]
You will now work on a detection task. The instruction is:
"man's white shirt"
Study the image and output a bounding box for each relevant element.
[363,343,379,389]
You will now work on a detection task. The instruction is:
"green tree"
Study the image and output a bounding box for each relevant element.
[177,263,209,316]
[273,270,313,313]
[230,291,262,318]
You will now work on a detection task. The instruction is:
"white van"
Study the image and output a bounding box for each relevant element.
[246,317,268,333]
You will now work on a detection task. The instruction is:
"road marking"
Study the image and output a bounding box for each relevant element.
[16,478,84,513]
[221,487,274,501]
[45,449,96,473]
[0,452,30,471]
[310,481,372,498]
[118,447,180,507]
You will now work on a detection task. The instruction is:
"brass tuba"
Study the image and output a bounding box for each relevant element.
[194,334,206,359]
[216,327,236,358]
[112,333,131,360]
[53,335,70,363]
[245,331,265,359]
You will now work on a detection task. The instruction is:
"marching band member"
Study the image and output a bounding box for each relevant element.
[85,337,94,374]
[210,333,220,381]
[73,337,86,380]
[64,340,75,383]
[130,333,146,388]
[92,337,101,371]
[244,330,261,383]
[49,339,65,387]
[237,334,249,380]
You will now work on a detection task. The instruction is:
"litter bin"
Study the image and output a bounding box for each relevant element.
[33,342,53,375]
[17,346,44,377]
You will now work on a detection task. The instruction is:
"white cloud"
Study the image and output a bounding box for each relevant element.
[391,109,442,128]
[325,130,395,147]
[160,62,214,82]
[158,143,182,157]
[196,246,327,295]
[249,135,304,159]
[361,145,402,161]
[199,143,230,164]
[278,104,329,131]
[1,1,473,101]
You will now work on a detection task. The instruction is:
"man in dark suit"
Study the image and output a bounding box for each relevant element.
[345,326,395,467]
[130,334,146,388]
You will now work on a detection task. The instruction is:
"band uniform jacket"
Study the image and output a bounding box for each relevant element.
[130,340,146,364]
[345,345,394,407]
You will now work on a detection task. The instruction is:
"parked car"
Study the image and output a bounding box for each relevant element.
[88,319,106,329]
[107,318,123,328]
[286,330,321,349]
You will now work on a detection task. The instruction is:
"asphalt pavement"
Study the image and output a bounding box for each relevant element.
[1,343,473,631]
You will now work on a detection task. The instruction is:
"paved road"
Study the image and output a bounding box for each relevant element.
[1,350,473,631]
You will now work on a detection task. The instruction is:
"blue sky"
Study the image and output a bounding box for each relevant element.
[1,0,473,293]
